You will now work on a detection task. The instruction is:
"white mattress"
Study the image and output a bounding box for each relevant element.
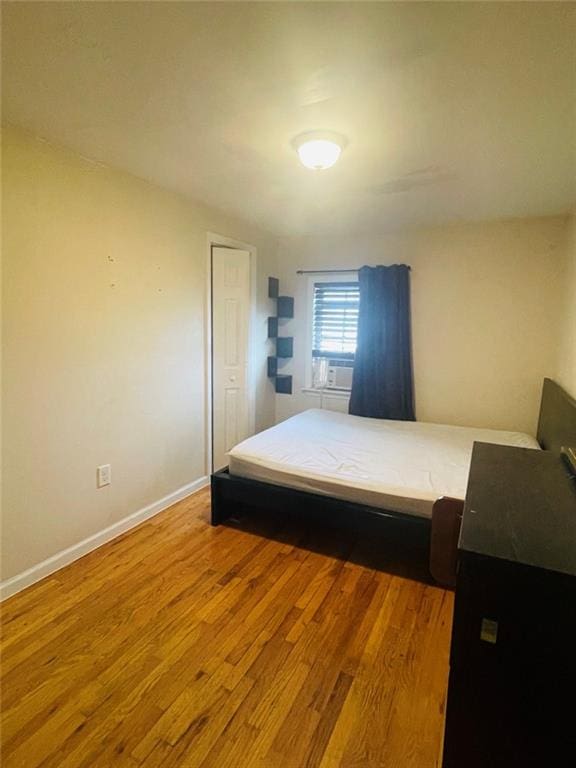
[228,409,540,519]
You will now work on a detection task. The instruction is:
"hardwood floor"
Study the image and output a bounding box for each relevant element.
[1,487,453,767]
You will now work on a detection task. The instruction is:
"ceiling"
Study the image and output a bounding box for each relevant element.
[2,2,575,237]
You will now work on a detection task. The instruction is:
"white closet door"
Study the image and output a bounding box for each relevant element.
[211,247,251,472]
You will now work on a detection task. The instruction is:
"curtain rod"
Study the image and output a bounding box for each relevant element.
[296,269,358,275]
[296,266,410,275]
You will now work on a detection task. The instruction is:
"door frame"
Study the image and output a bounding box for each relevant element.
[205,233,257,476]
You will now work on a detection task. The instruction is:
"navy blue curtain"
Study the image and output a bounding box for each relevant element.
[349,265,415,421]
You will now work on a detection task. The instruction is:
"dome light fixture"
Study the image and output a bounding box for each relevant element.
[292,131,346,170]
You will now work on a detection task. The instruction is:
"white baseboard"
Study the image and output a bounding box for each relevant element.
[0,476,209,602]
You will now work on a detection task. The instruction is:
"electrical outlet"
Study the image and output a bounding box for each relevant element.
[97,464,111,488]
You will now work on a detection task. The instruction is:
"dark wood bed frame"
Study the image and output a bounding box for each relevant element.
[211,378,576,587]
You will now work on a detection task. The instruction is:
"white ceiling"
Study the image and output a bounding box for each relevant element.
[2,2,575,237]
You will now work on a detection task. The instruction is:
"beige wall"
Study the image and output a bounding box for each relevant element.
[275,217,568,434]
[557,212,576,398]
[1,126,277,582]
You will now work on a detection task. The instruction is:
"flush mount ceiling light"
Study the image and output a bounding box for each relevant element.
[292,131,347,170]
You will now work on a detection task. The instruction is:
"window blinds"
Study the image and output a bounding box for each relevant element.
[312,281,359,358]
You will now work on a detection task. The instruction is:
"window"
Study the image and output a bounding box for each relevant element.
[307,278,360,392]
[312,281,360,358]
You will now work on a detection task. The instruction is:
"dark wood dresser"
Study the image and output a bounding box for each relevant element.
[442,442,576,767]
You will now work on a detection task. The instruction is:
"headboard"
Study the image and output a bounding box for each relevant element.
[537,378,576,454]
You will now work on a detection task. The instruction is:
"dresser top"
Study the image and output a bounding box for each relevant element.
[461,442,576,576]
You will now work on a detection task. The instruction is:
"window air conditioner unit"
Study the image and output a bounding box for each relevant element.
[325,359,354,391]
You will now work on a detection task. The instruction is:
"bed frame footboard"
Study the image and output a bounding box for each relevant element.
[210,467,431,535]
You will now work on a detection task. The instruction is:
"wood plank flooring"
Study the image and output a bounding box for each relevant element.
[1,487,453,767]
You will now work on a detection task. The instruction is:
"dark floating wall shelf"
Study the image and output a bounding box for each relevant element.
[275,375,293,395]
[267,317,278,339]
[268,277,279,299]
[276,337,293,358]
[277,296,294,318]
[267,276,293,395]
[267,356,278,377]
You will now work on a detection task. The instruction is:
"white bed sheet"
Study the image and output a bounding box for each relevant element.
[228,409,540,519]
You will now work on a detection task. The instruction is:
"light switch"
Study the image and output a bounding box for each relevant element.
[97,464,111,488]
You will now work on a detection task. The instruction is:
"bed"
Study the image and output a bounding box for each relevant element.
[227,410,539,518]
[211,379,576,586]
